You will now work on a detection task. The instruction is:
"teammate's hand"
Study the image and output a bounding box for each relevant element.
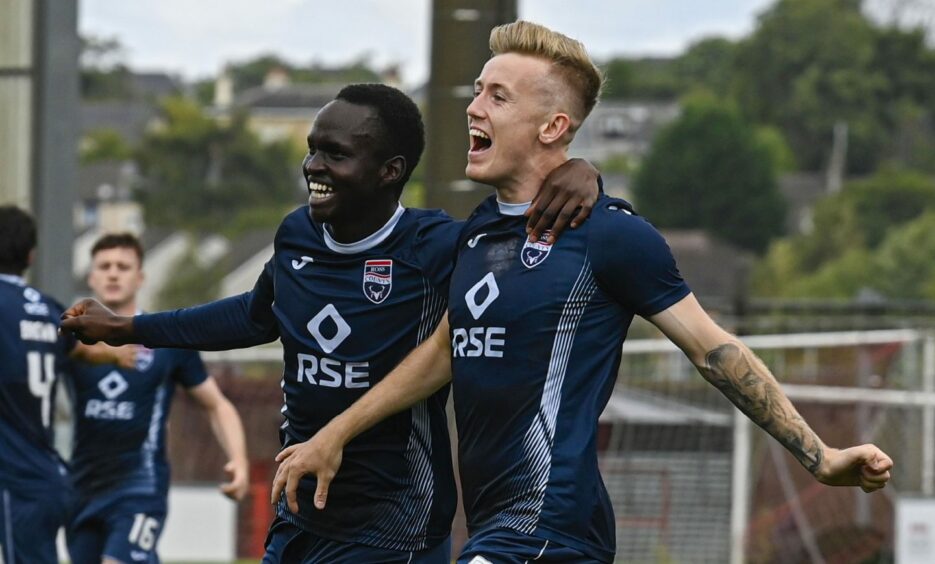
[60,298,133,345]
[526,157,600,244]
[270,430,344,513]
[814,444,893,492]
[220,458,249,501]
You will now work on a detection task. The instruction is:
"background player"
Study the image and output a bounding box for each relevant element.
[267,21,894,564]
[60,84,600,563]
[66,233,249,564]
[0,206,135,564]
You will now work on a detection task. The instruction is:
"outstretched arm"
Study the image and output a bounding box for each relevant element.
[187,377,250,501]
[61,261,278,350]
[271,313,454,513]
[649,294,892,491]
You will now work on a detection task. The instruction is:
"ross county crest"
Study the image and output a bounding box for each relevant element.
[362,259,393,304]
[135,346,154,371]
[520,231,553,269]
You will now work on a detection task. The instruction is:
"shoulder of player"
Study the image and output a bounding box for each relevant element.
[586,196,672,262]
[586,196,659,238]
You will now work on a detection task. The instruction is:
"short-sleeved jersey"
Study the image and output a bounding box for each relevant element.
[448,195,691,562]
[68,343,207,501]
[134,205,463,552]
[0,275,75,494]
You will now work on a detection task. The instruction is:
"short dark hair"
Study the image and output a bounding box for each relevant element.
[91,232,145,265]
[336,83,425,194]
[0,206,37,275]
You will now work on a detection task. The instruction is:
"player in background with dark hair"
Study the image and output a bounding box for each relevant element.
[61,83,601,563]
[265,22,894,564]
[0,206,135,564]
[66,232,249,564]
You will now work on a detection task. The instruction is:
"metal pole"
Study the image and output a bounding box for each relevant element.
[425,0,517,218]
[923,333,935,496]
[31,0,78,302]
[730,409,751,564]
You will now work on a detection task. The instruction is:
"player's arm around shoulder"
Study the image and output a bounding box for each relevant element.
[647,294,893,492]
[271,313,455,514]
[187,377,250,501]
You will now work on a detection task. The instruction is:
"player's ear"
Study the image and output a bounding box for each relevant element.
[538,112,572,146]
[380,155,406,188]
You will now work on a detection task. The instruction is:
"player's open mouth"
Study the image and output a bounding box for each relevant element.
[469,127,492,154]
[308,181,335,202]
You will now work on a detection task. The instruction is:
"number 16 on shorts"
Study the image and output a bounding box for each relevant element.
[128,513,160,551]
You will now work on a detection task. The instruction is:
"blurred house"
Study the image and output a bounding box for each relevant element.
[569,100,680,163]
[661,229,753,313]
[214,68,350,147]
[76,71,183,234]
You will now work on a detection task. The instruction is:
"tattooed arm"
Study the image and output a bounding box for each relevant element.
[648,293,893,492]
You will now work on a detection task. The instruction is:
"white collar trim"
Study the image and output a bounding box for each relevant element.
[323,204,405,254]
[497,200,532,216]
[0,274,26,286]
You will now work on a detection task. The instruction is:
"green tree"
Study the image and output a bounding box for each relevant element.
[226,54,382,94]
[135,97,303,231]
[80,129,133,164]
[80,35,133,100]
[753,169,935,298]
[675,37,737,96]
[633,92,786,253]
[732,0,887,172]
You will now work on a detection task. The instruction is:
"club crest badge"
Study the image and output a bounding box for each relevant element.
[135,346,154,372]
[363,259,393,304]
[521,231,553,269]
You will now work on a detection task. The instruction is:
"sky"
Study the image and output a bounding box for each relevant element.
[79,0,782,85]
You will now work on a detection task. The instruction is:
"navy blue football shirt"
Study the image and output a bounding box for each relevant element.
[68,344,207,501]
[448,195,690,562]
[133,205,462,552]
[0,274,74,494]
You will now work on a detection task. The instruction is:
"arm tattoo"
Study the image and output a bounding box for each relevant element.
[702,343,824,475]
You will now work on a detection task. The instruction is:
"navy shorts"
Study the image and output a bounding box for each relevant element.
[0,484,72,564]
[262,516,451,563]
[67,493,166,564]
[458,528,599,564]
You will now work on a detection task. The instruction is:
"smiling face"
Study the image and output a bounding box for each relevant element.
[302,100,401,235]
[88,246,144,311]
[465,53,560,190]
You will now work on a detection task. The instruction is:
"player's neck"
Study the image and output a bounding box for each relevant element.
[328,200,400,244]
[495,152,568,204]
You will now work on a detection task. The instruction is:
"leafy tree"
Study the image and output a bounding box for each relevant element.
[80,129,133,164]
[633,92,786,253]
[602,57,681,100]
[135,97,304,231]
[225,54,382,94]
[675,37,737,96]
[80,35,133,100]
[753,169,935,298]
[732,0,886,172]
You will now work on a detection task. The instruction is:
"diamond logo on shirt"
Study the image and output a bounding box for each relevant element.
[306,304,352,354]
[362,259,393,304]
[98,370,129,400]
[465,272,500,320]
[520,231,553,269]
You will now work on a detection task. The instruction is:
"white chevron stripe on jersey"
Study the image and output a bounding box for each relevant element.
[496,259,598,534]
[370,279,446,550]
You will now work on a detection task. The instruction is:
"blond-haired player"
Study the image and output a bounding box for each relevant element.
[271,21,892,562]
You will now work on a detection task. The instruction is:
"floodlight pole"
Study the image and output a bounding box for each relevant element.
[425,0,517,219]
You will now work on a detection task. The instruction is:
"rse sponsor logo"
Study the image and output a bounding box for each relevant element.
[296,353,370,389]
[85,399,135,420]
[451,327,506,358]
[20,320,57,343]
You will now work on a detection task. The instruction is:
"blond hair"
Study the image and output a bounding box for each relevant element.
[489,20,604,125]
